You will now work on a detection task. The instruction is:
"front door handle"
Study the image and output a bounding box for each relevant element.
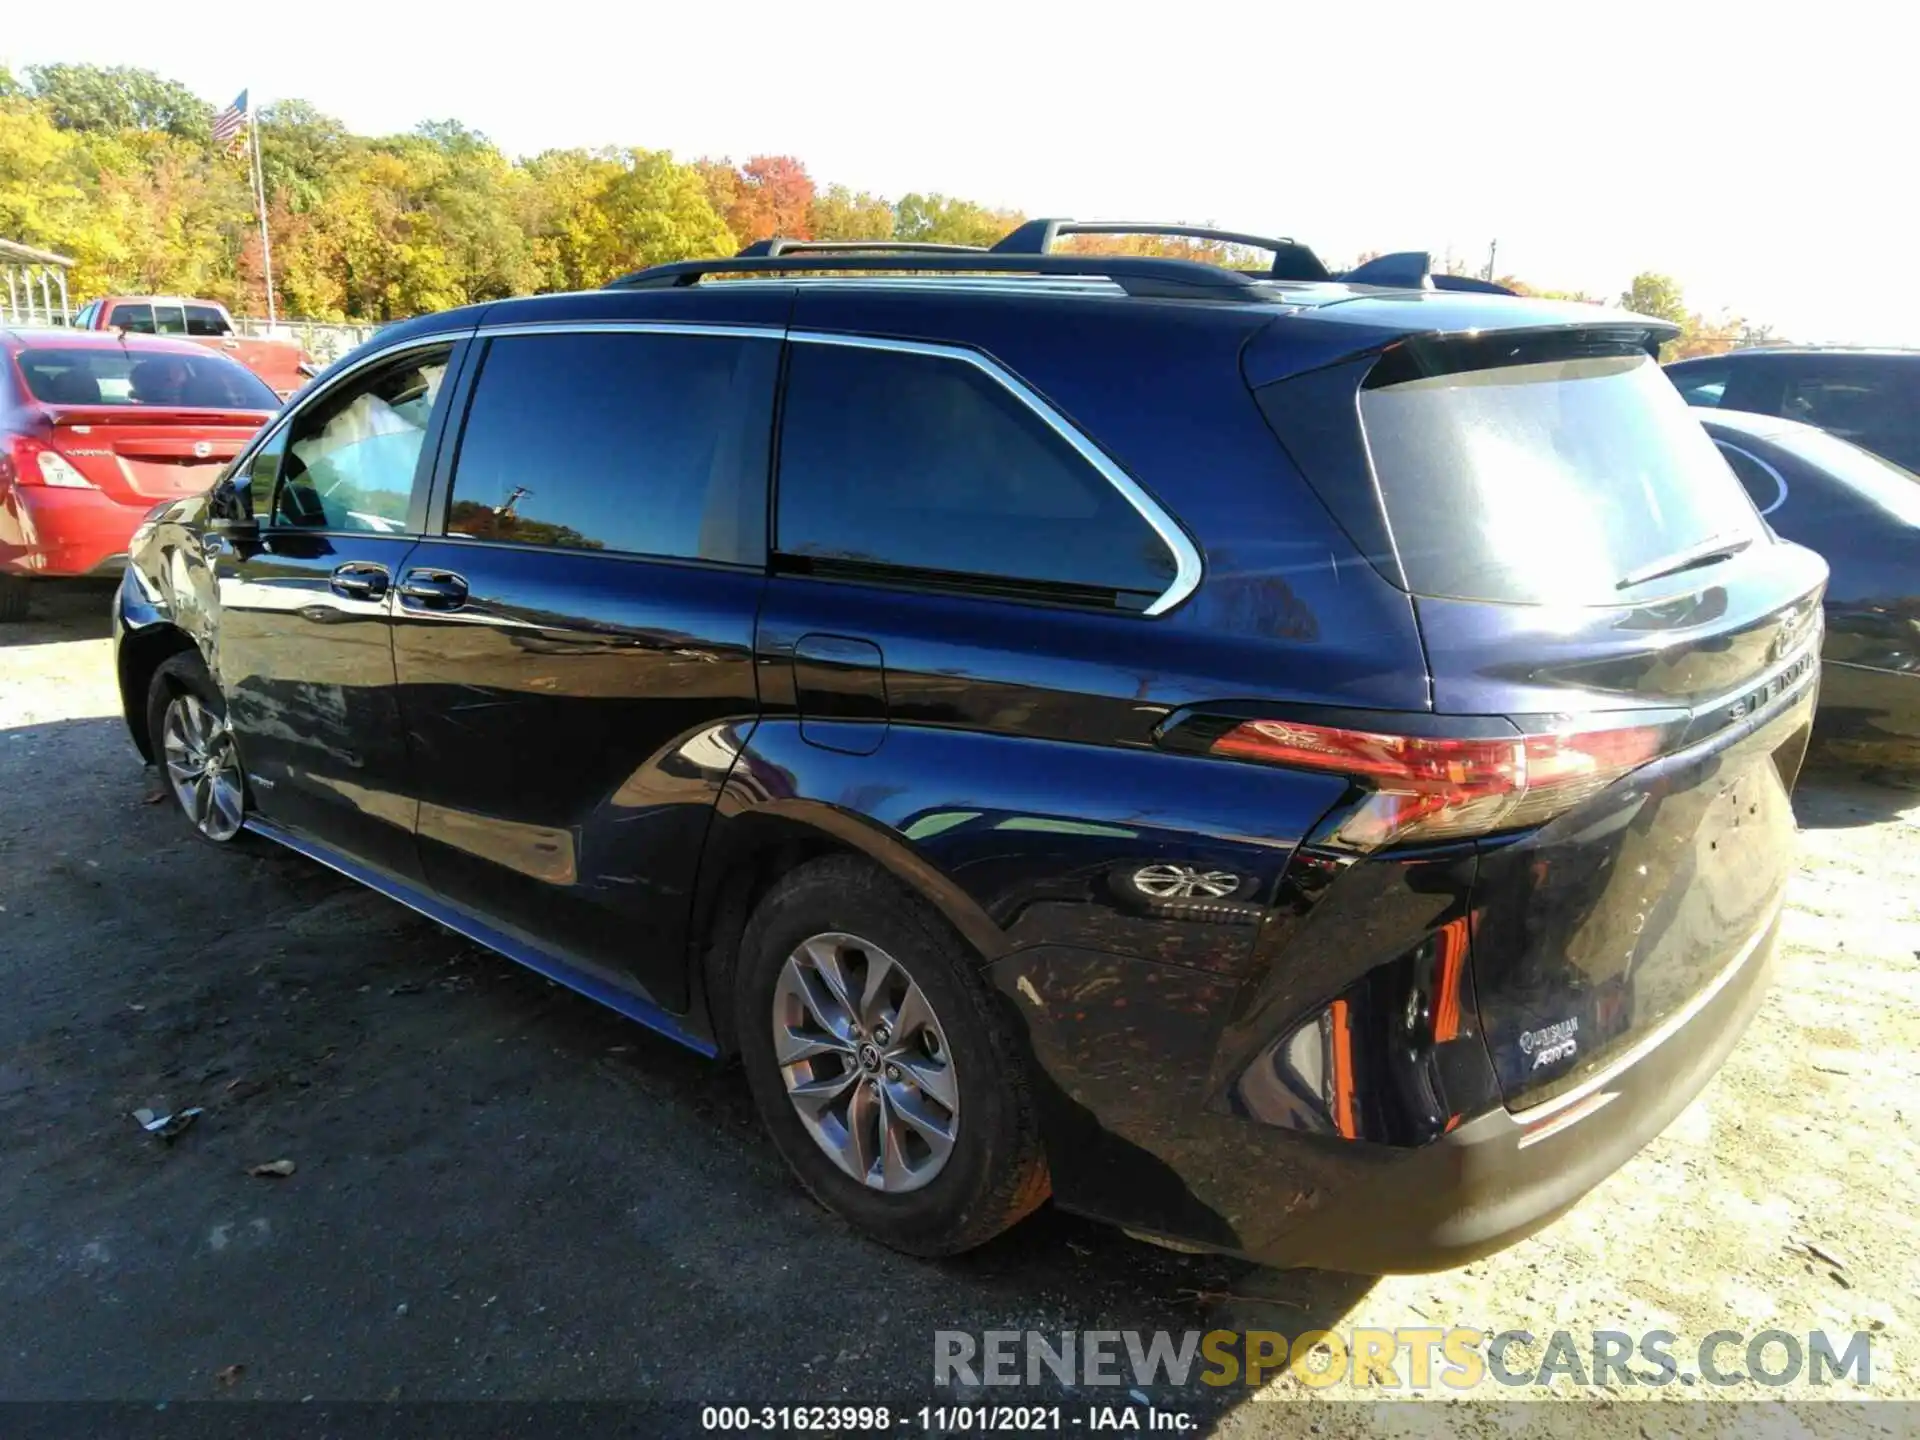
[398,569,469,610]
[328,561,389,600]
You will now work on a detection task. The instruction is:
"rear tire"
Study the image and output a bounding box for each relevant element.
[735,855,1049,1257]
[146,652,251,846]
[0,576,28,623]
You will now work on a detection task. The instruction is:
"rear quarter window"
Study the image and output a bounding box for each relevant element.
[185,305,231,337]
[774,341,1178,608]
[1356,352,1763,604]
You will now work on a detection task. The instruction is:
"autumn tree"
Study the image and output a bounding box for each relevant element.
[0,58,1789,340]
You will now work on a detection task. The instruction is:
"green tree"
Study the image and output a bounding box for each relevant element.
[893,193,1017,247]
[25,63,211,139]
[809,185,894,241]
[258,101,350,212]
[1619,272,1689,326]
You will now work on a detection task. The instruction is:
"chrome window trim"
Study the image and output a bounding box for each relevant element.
[476,320,787,343]
[786,330,1203,616]
[324,319,1203,616]
[1713,439,1789,517]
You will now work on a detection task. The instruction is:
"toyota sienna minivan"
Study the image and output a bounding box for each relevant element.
[112,222,1825,1272]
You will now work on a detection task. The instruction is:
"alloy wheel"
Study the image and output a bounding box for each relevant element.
[161,693,245,842]
[771,931,959,1193]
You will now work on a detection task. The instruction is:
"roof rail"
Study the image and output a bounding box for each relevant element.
[606,251,1274,301]
[735,238,987,257]
[991,218,1333,282]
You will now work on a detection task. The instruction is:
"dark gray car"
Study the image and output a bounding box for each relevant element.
[1699,407,1920,769]
[1669,347,1920,472]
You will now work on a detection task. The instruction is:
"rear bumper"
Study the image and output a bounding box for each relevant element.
[993,903,1781,1274]
[1,485,150,579]
[1276,904,1780,1272]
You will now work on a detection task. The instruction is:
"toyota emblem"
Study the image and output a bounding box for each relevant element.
[192,441,212,458]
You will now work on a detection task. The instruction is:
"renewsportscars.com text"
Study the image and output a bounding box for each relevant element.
[934,1328,1874,1391]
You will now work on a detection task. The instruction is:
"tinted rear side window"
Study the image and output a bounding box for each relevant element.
[1358,353,1762,604]
[446,331,777,565]
[775,342,1176,607]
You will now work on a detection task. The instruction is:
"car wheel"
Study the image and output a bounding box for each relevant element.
[735,855,1050,1256]
[0,576,28,623]
[146,652,250,845]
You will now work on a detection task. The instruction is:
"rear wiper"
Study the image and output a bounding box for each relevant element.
[1615,532,1754,590]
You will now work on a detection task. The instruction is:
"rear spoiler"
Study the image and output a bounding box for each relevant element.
[1341,251,1517,296]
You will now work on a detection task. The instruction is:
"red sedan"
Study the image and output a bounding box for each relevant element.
[1,329,279,620]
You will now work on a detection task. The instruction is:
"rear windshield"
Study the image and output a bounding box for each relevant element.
[1359,352,1762,604]
[17,348,279,411]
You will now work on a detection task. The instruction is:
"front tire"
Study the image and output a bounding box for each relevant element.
[735,856,1050,1257]
[146,652,250,845]
[0,576,28,623]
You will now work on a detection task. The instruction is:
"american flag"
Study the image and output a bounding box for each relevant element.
[211,90,249,149]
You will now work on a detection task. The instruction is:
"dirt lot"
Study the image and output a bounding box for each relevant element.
[2,583,1914,1433]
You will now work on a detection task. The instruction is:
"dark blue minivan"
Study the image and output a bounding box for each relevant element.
[112,224,1826,1272]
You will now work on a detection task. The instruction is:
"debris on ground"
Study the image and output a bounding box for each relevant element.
[248,1159,297,1178]
[131,1106,203,1142]
[1789,1236,1847,1271]
[214,1363,244,1388]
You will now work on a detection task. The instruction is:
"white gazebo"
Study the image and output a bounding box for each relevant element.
[1,238,73,326]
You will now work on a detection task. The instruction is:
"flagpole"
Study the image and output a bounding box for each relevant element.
[247,96,278,327]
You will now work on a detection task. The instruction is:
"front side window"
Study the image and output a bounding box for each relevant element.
[774,342,1177,607]
[272,348,449,534]
[111,303,155,334]
[444,330,777,565]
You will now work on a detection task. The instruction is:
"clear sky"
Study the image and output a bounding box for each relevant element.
[8,0,1916,343]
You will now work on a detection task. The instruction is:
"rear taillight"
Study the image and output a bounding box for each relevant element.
[6,437,96,489]
[1211,719,1668,847]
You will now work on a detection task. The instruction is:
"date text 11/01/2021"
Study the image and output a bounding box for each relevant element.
[700,1405,1192,1432]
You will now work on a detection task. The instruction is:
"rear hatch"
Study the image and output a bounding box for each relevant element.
[1252,314,1827,1109]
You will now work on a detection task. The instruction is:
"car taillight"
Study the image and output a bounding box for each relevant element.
[1210,719,1668,847]
[7,437,96,489]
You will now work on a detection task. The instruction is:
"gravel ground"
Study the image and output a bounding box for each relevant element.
[1,583,1912,1436]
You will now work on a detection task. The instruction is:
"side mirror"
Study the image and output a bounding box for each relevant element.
[209,514,260,541]
[206,475,259,543]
